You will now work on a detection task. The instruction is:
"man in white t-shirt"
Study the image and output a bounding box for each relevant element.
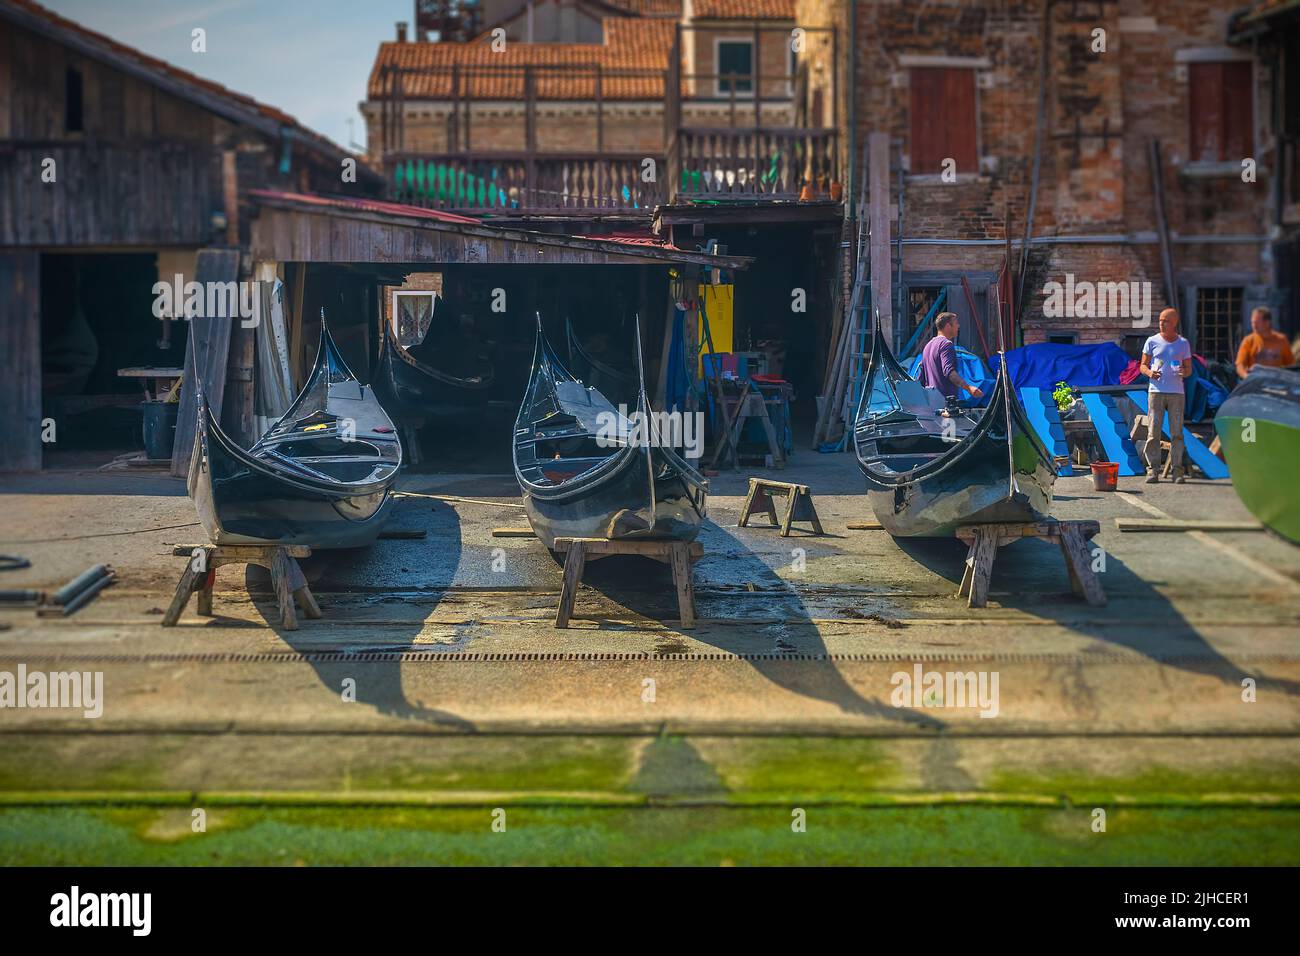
[1139,307,1193,483]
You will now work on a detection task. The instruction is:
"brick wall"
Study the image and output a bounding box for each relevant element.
[847,0,1275,342]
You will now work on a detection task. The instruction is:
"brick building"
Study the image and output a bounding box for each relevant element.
[362,0,842,212]
[807,0,1292,364]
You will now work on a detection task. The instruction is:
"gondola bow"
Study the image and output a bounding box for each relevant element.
[852,327,1056,537]
[188,324,402,548]
[513,316,707,549]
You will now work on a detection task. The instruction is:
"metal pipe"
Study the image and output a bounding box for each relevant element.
[50,564,111,607]
[900,235,1269,247]
[39,572,115,618]
[0,589,44,606]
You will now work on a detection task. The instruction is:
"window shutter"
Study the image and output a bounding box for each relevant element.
[910,68,977,175]
[1189,63,1225,162]
[944,68,978,171]
[910,69,946,174]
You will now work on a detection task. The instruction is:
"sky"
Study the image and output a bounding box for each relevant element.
[41,0,416,150]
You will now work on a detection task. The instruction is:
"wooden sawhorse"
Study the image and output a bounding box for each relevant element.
[955,520,1104,609]
[738,478,824,537]
[163,544,322,630]
[553,537,704,629]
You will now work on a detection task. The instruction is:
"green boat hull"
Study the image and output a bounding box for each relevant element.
[1214,366,1300,545]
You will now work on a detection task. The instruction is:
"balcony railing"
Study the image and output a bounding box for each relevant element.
[388,152,665,212]
[674,127,839,199]
[374,21,840,213]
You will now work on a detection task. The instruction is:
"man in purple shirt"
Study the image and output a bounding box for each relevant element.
[917,312,984,401]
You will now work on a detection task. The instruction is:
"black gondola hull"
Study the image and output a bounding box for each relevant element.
[853,328,1056,538]
[514,318,708,551]
[377,332,494,420]
[523,446,705,550]
[187,323,401,549]
[189,420,396,548]
[861,439,1054,537]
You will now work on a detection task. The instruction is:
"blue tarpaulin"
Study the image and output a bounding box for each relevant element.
[904,345,995,407]
[988,342,1228,421]
[988,342,1131,391]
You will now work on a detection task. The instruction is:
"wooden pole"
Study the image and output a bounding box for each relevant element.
[1149,138,1178,310]
[867,131,892,344]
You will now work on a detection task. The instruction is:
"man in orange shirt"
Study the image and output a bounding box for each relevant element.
[1236,307,1294,378]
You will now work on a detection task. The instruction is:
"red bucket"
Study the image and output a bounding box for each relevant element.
[1090,461,1119,492]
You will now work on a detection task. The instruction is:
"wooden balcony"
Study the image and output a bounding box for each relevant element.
[374,21,840,215]
[387,152,665,213]
[673,127,839,199]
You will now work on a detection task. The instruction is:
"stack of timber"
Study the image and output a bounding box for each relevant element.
[815,133,892,447]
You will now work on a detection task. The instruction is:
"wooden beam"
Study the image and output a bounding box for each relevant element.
[222,150,238,247]
[248,203,753,270]
[1116,518,1263,532]
[170,247,242,477]
[0,252,42,471]
[868,132,892,338]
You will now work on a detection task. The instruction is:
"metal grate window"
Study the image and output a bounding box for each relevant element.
[1196,287,1243,362]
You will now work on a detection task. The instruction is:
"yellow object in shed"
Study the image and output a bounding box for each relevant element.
[304,423,328,432]
[699,284,734,376]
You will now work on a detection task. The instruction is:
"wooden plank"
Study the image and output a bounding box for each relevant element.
[1059,523,1107,607]
[170,248,241,477]
[847,521,884,531]
[964,528,998,608]
[172,544,312,559]
[0,252,41,471]
[270,547,299,631]
[1115,518,1263,532]
[491,527,536,537]
[670,542,696,629]
[868,131,892,338]
[555,541,587,629]
[553,537,704,560]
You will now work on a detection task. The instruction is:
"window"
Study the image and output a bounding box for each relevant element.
[717,40,753,96]
[1047,333,1078,345]
[910,68,977,175]
[392,290,437,349]
[1188,61,1253,163]
[65,67,83,133]
[1196,287,1244,362]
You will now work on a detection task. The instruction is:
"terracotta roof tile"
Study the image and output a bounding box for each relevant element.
[599,0,683,15]
[693,0,794,19]
[369,20,674,100]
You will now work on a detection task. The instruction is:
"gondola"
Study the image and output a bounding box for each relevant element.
[513,314,708,550]
[376,294,495,418]
[1214,365,1300,544]
[188,323,402,548]
[566,316,638,404]
[852,327,1056,537]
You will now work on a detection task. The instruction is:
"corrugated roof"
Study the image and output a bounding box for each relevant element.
[369,19,674,100]
[0,0,372,177]
[247,190,484,225]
